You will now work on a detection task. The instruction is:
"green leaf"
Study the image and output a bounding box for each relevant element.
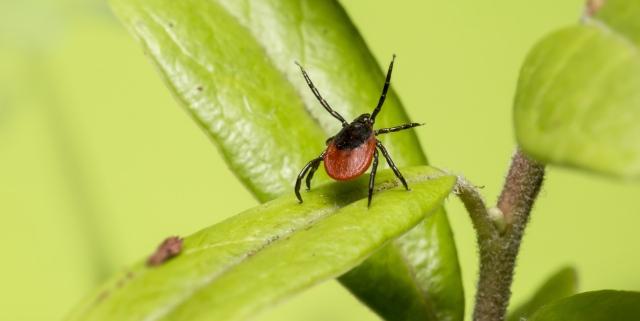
[528,290,640,321]
[340,208,464,321]
[593,0,640,46]
[513,0,640,178]
[109,0,464,320]
[507,266,578,321]
[66,167,455,321]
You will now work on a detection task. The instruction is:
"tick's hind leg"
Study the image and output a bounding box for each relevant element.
[376,141,409,191]
[295,151,325,203]
[306,157,323,190]
[368,149,380,207]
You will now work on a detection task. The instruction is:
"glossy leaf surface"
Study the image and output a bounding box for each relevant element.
[514,0,640,178]
[507,266,577,321]
[528,290,640,321]
[109,0,464,320]
[340,209,463,321]
[66,167,455,321]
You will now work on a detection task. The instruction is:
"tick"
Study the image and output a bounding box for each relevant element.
[294,55,424,206]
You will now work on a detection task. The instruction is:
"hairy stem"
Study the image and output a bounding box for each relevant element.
[455,176,495,240]
[461,149,545,321]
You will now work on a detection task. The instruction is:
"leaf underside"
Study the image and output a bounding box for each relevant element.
[66,167,455,321]
[507,266,578,321]
[528,290,640,321]
[106,0,465,321]
[514,0,640,178]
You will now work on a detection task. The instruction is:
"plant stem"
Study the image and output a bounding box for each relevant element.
[455,176,495,240]
[458,149,545,321]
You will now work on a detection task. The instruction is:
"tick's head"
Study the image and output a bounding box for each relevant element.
[352,113,373,127]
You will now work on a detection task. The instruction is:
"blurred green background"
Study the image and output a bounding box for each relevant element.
[2,0,639,320]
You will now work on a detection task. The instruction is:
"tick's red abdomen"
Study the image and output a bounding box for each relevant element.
[324,136,377,181]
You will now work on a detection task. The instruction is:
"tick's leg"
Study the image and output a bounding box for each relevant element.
[305,160,321,190]
[368,149,380,207]
[306,151,326,190]
[295,62,348,127]
[375,122,424,135]
[295,152,325,203]
[370,55,396,123]
[376,141,409,191]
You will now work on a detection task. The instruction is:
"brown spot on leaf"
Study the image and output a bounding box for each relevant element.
[115,270,136,288]
[147,236,183,267]
[196,85,203,92]
[586,0,606,16]
[95,290,110,304]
